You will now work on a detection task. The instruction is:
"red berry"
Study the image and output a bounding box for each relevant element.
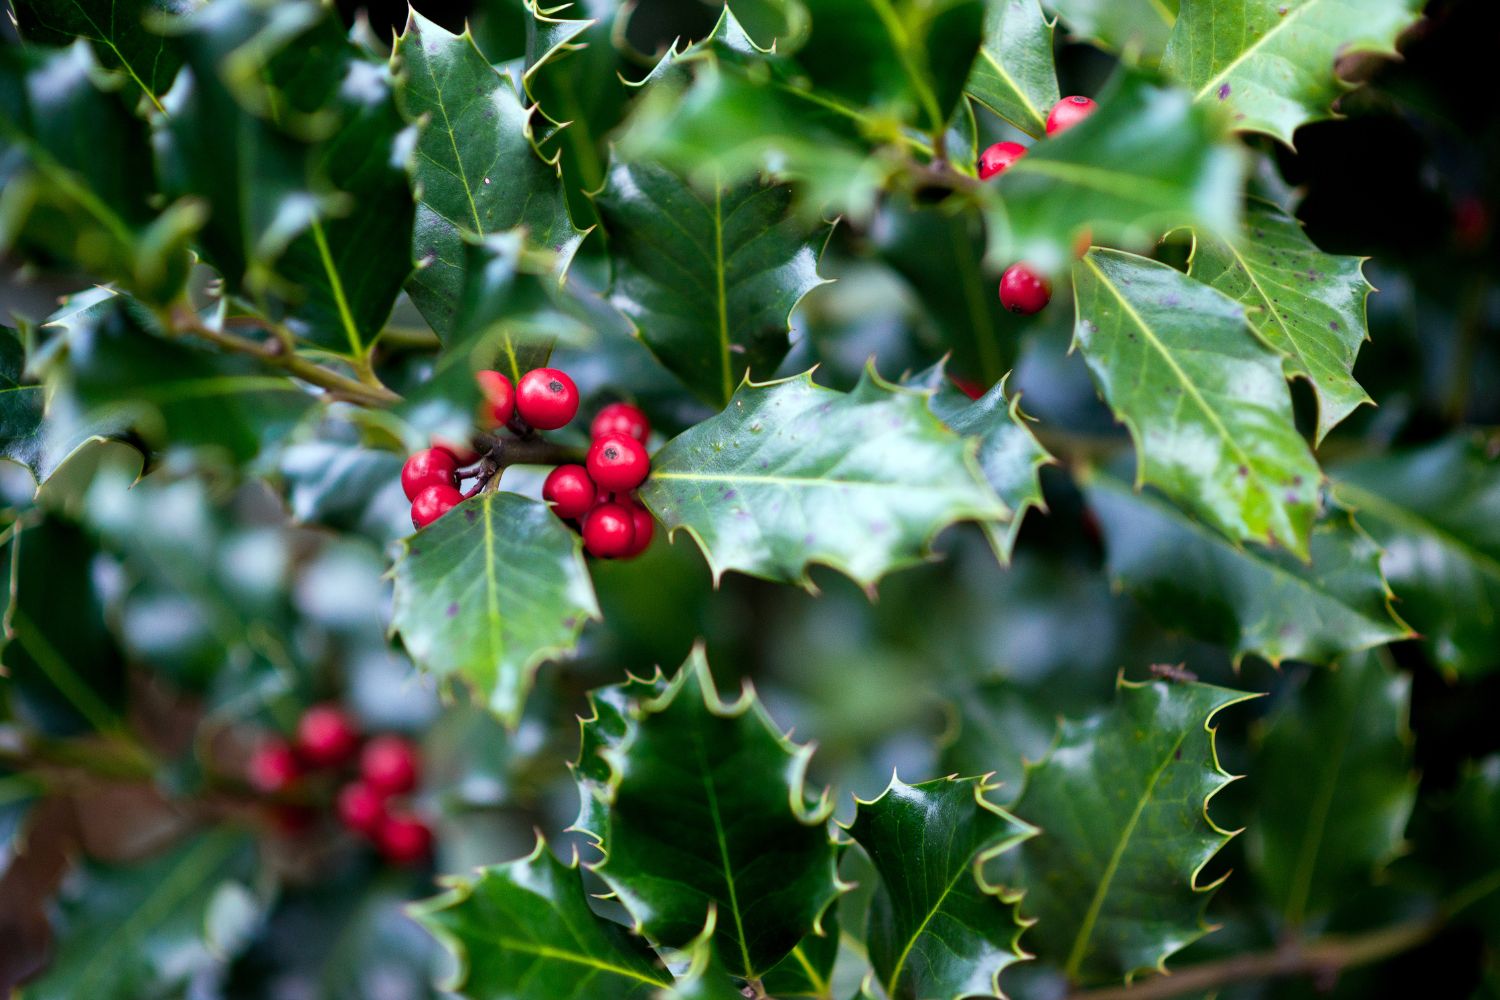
[475,370,516,427]
[411,484,463,529]
[401,448,458,501]
[543,464,597,520]
[337,781,388,837]
[377,811,434,866]
[950,376,986,400]
[590,402,651,444]
[999,263,1052,315]
[622,501,655,558]
[1046,95,1096,135]
[247,737,300,793]
[587,434,650,492]
[583,501,636,558]
[515,368,579,430]
[978,141,1026,180]
[360,735,419,796]
[295,704,360,768]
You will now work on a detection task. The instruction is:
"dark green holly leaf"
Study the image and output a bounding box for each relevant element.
[576,649,843,979]
[390,491,600,726]
[994,679,1257,984]
[22,830,264,1000]
[1407,756,1500,926]
[1333,434,1500,679]
[1189,197,1373,442]
[1163,0,1422,144]
[760,912,840,999]
[1083,468,1411,665]
[1046,0,1177,63]
[12,0,187,110]
[0,326,44,477]
[965,0,1060,137]
[413,837,677,1000]
[592,160,831,407]
[1245,651,1416,926]
[394,9,584,338]
[985,72,1243,274]
[572,670,671,854]
[939,679,1058,803]
[797,0,985,134]
[847,775,1035,1000]
[654,910,747,1000]
[638,367,1008,589]
[1073,249,1321,557]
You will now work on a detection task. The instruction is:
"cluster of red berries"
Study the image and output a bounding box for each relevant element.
[247,704,433,866]
[543,401,654,559]
[980,94,1099,316]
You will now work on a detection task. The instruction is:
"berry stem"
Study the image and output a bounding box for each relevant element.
[474,434,586,470]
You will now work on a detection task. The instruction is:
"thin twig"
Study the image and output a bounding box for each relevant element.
[473,433,586,469]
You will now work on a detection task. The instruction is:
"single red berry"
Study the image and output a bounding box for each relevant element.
[543,464,597,520]
[295,703,360,768]
[515,368,579,430]
[583,501,637,558]
[978,141,1026,180]
[590,402,651,444]
[587,434,650,492]
[949,376,986,400]
[432,437,479,465]
[475,370,516,427]
[1046,95,1097,135]
[337,781,388,837]
[411,484,464,530]
[360,735,420,796]
[622,501,655,558]
[999,263,1052,315]
[377,811,434,866]
[247,737,300,793]
[401,448,458,501]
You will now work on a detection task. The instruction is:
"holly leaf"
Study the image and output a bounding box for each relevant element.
[1189,197,1373,442]
[995,679,1257,984]
[847,775,1036,1000]
[390,491,600,726]
[11,0,187,109]
[1333,434,1500,679]
[592,159,831,407]
[965,0,1060,137]
[939,679,1058,803]
[575,648,843,979]
[413,837,677,1000]
[1245,651,1416,926]
[1072,248,1321,557]
[1163,0,1422,144]
[393,9,583,338]
[21,830,264,1000]
[1046,0,1177,63]
[0,327,44,477]
[1083,468,1411,665]
[638,367,1009,589]
[984,71,1242,275]
[760,912,841,999]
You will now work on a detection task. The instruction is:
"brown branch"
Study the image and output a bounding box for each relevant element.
[473,433,586,469]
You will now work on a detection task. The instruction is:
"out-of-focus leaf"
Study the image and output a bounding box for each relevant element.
[848,775,1034,1000]
[11,0,189,107]
[1244,651,1416,926]
[1406,756,1500,928]
[1189,197,1373,442]
[576,649,842,979]
[1163,0,1422,144]
[593,160,830,407]
[966,0,1059,137]
[1072,249,1320,557]
[1333,435,1500,679]
[984,72,1243,274]
[1046,0,1177,63]
[1083,468,1411,665]
[639,368,1008,589]
[0,327,44,478]
[389,491,600,726]
[940,679,1058,803]
[994,679,1256,984]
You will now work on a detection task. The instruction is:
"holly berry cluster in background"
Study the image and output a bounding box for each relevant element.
[980,94,1098,316]
[246,704,433,866]
[544,401,654,560]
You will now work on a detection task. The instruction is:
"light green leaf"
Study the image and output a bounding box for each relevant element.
[389,491,601,726]
[1083,468,1411,665]
[1189,197,1373,442]
[1046,0,1178,64]
[593,159,831,407]
[966,0,1060,137]
[1072,248,1321,557]
[995,679,1257,984]
[638,367,1008,589]
[847,775,1035,1000]
[11,0,189,110]
[1163,0,1422,144]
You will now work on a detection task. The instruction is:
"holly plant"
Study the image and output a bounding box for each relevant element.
[3,0,1500,998]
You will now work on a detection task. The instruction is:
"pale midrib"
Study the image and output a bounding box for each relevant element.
[652,471,946,491]
[979,47,1047,133]
[309,216,365,357]
[421,52,485,233]
[693,726,755,975]
[1012,159,1183,203]
[68,0,166,113]
[1193,0,1322,100]
[887,856,977,990]
[1283,693,1356,926]
[1064,731,1188,978]
[495,937,670,987]
[866,0,944,131]
[12,609,120,733]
